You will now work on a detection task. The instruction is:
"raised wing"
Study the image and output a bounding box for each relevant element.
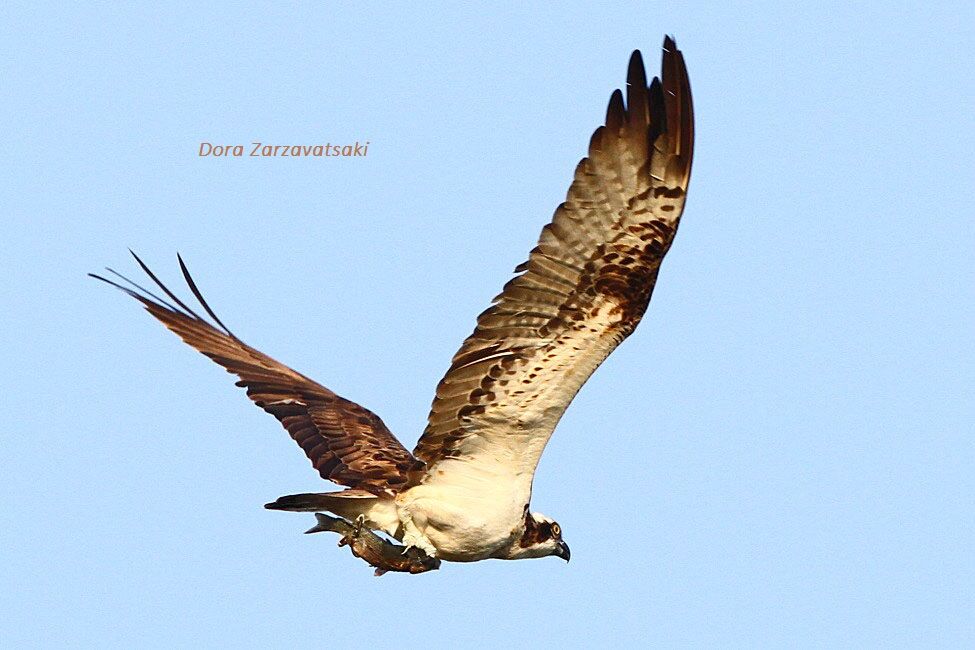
[414,38,693,485]
[91,253,424,496]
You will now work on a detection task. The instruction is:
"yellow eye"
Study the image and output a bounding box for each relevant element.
[552,523,561,537]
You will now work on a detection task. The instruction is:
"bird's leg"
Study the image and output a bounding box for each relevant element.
[399,512,438,558]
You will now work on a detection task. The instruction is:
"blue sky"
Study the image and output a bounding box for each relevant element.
[2,2,973,647]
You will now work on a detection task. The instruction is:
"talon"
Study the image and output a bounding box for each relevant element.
[400,541,437,558]
[406,546,424,560]
[400,543,431,558]
[352,514,365,538]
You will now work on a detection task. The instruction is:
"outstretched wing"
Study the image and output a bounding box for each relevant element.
[414,38,694,489]
[91,253,424,496]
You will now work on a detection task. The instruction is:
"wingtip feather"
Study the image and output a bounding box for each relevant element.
[627,49,646,85]
[176,253,235,337]
[605,88,624,131]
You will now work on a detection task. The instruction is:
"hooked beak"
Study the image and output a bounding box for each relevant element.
[555,540,571,562]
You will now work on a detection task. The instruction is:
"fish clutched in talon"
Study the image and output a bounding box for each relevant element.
[304,513,441,576]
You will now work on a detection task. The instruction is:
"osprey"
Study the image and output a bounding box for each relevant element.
[92,37,693,572]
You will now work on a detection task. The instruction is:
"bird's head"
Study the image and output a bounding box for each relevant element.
[510,511,570,561]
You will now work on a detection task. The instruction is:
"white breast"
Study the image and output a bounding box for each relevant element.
[397,462,530,561]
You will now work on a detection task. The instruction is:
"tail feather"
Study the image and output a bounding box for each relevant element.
[265,489,378,511]
[266,493,355,511]
[265,489,401,539]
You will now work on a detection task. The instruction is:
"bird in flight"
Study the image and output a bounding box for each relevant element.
[92,36,693,573]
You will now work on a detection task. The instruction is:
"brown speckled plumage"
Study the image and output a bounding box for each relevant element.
[414,38,693,469]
